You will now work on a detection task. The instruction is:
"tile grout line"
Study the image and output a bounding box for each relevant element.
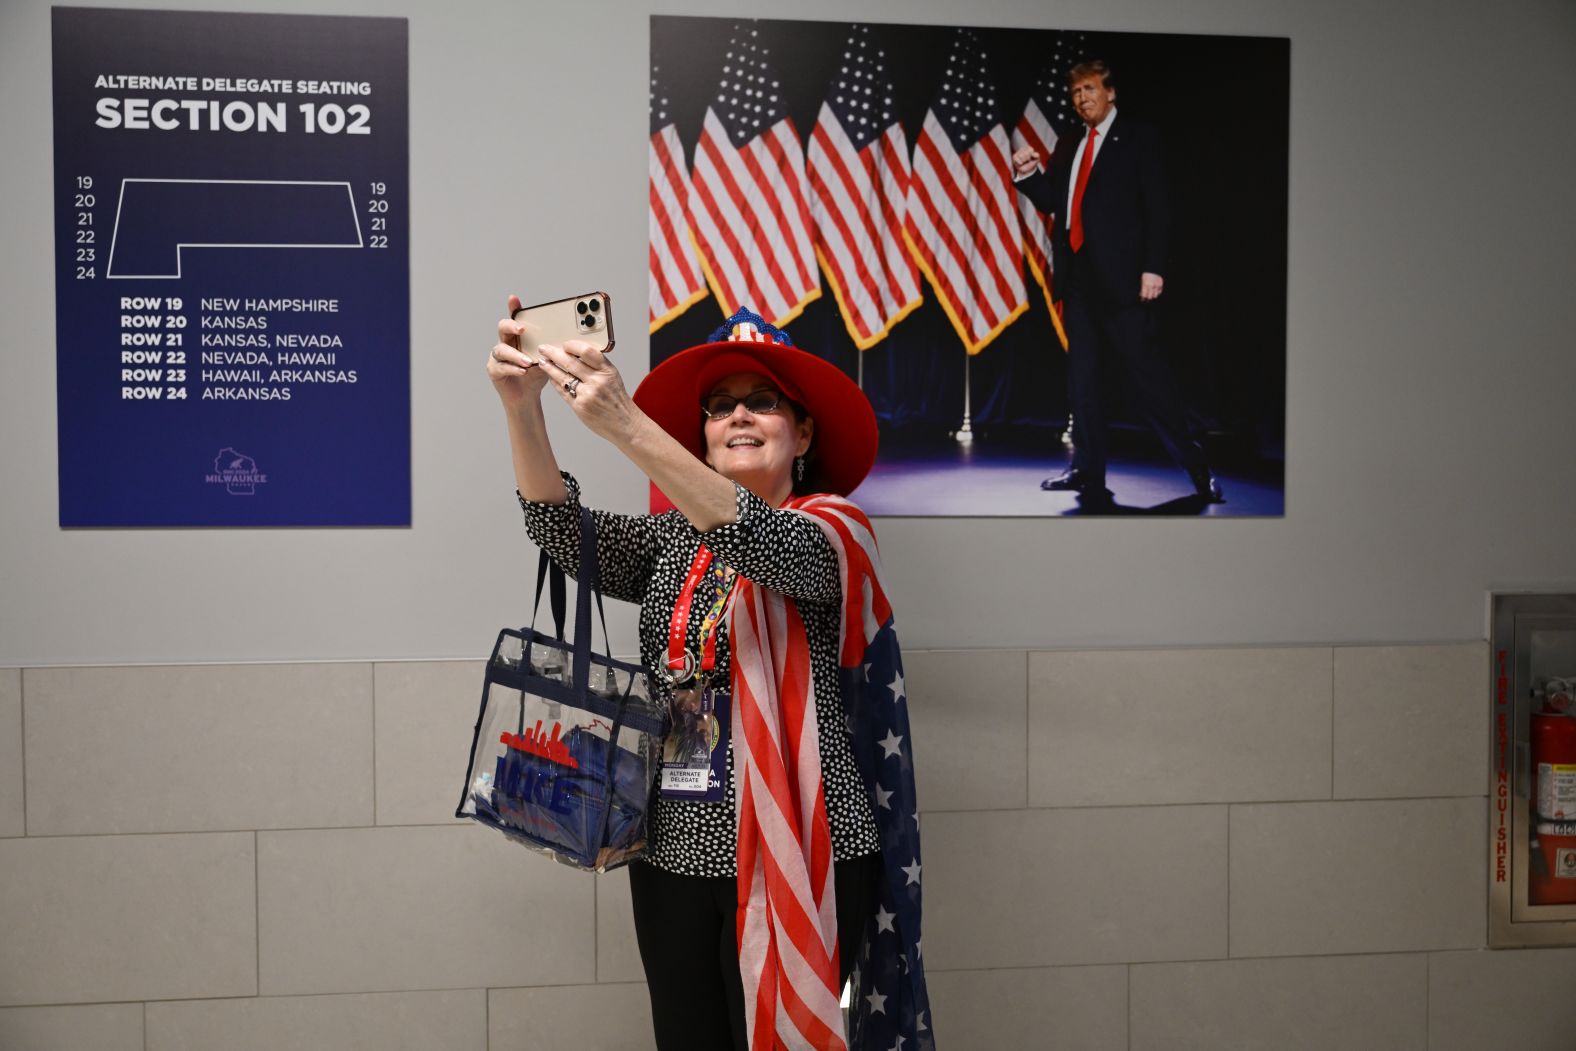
[0,792,1488,842]
[255,829,261,998]
[19,670,29,836]
[921,955,1380,975]
[370,663,378,827]
[1023,652,1030,809]
[16,821,475,840]
[1423,952,1430,1050]
[1329,648,1336,800]
[142,1000,147,1051]
[1126,962,1132,1051]
[1225,803,1232,960]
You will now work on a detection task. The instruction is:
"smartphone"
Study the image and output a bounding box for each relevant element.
[511,292,614,364]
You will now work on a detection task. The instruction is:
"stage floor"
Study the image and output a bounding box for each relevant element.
[849,431,1284,518]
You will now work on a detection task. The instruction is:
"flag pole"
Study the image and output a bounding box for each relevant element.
[954,350,974,444]
[857,348,864,390]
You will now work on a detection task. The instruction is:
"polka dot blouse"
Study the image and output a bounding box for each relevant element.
[520,474,881,878]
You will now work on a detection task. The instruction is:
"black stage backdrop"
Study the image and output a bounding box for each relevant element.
[651,16,1288,465]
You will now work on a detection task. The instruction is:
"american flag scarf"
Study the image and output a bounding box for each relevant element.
[729,494,933,1051]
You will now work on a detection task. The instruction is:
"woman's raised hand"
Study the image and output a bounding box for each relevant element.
[488,294,551,409]
[535,338,637,444]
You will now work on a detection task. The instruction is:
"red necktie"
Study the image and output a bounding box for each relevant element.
[1068,126,1098,253]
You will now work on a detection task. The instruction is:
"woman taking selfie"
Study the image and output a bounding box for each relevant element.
[487,300,932,1051]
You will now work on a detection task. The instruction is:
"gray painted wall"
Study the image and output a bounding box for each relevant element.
[3,0,1573,665]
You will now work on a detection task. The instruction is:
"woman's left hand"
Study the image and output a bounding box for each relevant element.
[535,339,638,444]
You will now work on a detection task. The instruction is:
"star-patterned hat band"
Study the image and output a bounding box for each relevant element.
[707,307,792,346]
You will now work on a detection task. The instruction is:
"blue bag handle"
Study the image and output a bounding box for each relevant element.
[528,549,568,641]
[570,506,600,692]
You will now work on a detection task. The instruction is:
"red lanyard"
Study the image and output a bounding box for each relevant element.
[667,545,735,682]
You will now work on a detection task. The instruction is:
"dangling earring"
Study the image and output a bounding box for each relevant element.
[794,455,806,482]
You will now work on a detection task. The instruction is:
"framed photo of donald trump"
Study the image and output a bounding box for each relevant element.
[649,16,1288,517]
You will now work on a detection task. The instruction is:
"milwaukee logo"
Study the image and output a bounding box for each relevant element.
[501,721,579,769]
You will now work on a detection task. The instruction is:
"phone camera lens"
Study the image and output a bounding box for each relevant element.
[589,299,601,312]
[581,315,594,328]
[576,301,588,314]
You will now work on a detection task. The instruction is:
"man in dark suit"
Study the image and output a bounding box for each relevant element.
[1012,59,1222,504]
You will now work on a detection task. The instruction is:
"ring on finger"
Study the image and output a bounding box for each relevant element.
[565,378,580,398]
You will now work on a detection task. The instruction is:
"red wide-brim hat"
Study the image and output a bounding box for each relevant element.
[632,311,878,497]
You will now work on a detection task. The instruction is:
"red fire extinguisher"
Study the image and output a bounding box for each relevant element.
[1530,680,1576,905]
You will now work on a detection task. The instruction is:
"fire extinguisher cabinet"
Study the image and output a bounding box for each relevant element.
[1489,592,1576,947]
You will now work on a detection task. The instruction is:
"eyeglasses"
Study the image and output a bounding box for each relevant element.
[700,388,786,419]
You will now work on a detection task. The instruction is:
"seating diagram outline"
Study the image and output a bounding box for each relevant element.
[106,178,365,279]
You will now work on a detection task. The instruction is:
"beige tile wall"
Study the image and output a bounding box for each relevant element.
[924,805,1229,967]
[0,1004,144,1051]
[489,983,653,1051]
[0,832,257,1007]
[373,660,486,826]
[904,649,1028,811]
[145,990,487,1051]
[0,643,1551,1050]
[925,966,1127,1049]
[596,866,646,984]
[1333,644,1489,799]
[1130,953,1427,1050]
[22,664,373,835]
[1428,947,1576,1051]
[256,825,595,995]
[1029,647,1333,807]
[0,668,21,838]
[1229,797,1484,957]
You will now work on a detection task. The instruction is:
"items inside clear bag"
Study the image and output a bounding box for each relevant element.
[459,630,663,872]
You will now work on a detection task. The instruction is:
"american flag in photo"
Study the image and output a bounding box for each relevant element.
[806,24,922,351]
[902,28,1027,355]
[688,22,821,328]
[1011,31,1086,343]
[649,67,709,332]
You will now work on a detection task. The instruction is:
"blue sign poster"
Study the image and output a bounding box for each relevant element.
[52,8,410,526]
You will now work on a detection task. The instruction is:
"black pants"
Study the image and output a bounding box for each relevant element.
[628,852,881,1051]
[1061,276,1206,485]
